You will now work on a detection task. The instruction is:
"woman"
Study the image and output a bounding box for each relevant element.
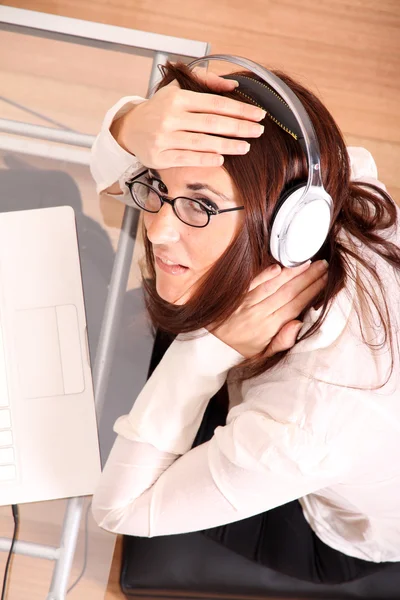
[90,62,400,584]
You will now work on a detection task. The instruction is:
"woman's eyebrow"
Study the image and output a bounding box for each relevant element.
[148,168,232,203]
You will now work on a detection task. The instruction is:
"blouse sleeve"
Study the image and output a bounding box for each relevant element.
[91,328,355,537]
[91,375,354,537]
[89,95,147,205]
[347,146,387,192]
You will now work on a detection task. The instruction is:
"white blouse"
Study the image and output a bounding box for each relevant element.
[90,96,400,563]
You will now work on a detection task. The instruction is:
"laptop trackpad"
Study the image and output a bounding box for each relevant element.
[14,305,85,398]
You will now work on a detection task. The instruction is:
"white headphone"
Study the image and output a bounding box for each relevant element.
[187,55,333,268]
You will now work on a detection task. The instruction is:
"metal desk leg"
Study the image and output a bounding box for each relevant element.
[46,497,85,600]
[91,205,140,458]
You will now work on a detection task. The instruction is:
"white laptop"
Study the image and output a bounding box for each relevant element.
[0,206,101,506]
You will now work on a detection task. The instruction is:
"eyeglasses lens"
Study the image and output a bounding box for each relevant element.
[130,182,209,227]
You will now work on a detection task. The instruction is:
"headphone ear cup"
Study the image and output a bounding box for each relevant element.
[269,183,332,267]
[269,182,307,230]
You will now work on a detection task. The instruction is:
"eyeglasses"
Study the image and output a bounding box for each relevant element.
[126,169,245,228]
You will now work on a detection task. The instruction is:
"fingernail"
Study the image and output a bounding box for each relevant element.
[271,264,281,275]
[320,259,329,270]
[295,322,304,340]
[297,260,311,270]
[233,81,240,88]
[238,142,250,154]
[253,108,266,121]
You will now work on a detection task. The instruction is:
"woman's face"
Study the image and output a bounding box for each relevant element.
[143,166,245,305]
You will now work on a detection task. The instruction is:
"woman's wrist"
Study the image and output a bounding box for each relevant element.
[110,103,142,155]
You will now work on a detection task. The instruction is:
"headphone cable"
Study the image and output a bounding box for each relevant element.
[1,505,20,600]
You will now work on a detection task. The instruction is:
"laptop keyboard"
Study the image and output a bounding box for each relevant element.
[0,323,16,482]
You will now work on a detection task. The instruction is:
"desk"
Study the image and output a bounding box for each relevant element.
[0,7,209,598]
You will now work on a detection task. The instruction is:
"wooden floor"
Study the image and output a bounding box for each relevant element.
[3,0,400,201]
[1,0,399,598]
[104,536,123,600]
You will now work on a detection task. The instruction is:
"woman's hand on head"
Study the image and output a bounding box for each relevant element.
[114,67,266,169]
[208,260,329,359]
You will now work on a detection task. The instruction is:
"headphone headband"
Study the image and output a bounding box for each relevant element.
[186,54,333,267]
[221,73,303,146]
[187,54,325,193]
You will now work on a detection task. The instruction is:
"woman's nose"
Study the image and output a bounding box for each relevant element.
[145,203,181,245]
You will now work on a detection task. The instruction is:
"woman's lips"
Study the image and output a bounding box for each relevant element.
[155,255,189,275]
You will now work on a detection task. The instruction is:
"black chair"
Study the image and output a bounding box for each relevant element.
[120,329,400,599]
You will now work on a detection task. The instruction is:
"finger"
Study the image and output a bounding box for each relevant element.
[179,89,266,122]
[160,149,225,168]
[164,131,252,156]
[206,74,239,92]
[258,262,328,316]
[249,260,327,308]
[192,67,239,92]
[248,264,282,292]
[175,112,265,139]
[164,77,237,99]
[264,321,303,358]
[247,260,311,299]
[267,272,328,335]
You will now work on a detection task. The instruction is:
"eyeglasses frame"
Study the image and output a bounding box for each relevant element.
[125,169,245,228]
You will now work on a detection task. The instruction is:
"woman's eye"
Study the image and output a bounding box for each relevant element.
[144,175,167,194]
[187,200,208,214]
[144,175,218,211]
[196,199,218,212]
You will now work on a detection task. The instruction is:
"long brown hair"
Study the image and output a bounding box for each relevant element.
[140,60,400,386]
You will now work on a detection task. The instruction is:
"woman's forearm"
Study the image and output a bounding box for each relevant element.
[92,329,244,534]
[112,329,244,455]
[90,96,146,198]
[102,106,142,194]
